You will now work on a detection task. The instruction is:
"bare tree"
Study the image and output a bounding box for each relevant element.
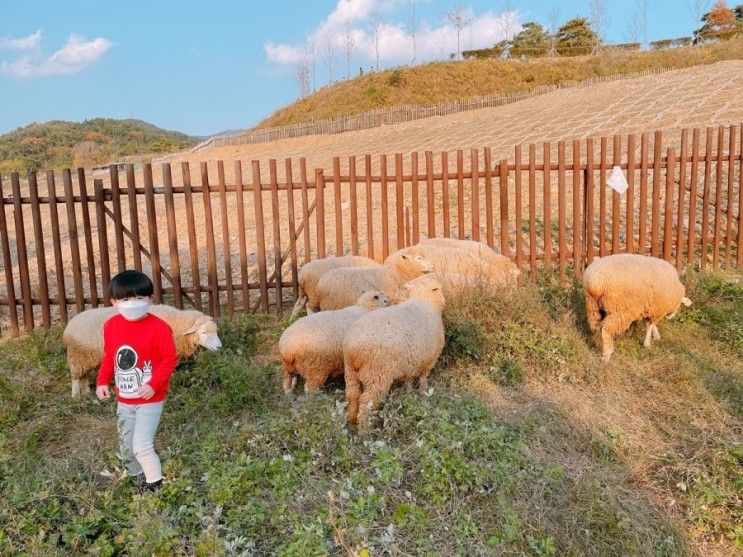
[368,10,384,71]
[500,0,517,42]
[546,5,561,57]
[687,0,711,40]
[342,21,357,79]
[322,29,336,85]
[294,50,311,98]
[589,0,610,52]
[446,5,473,60]
[625,0,650,48]
[624,14,643,44]
[406,0,419,65]
[306,35,319,92]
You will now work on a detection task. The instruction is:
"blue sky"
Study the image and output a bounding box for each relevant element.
[0,1,711,137]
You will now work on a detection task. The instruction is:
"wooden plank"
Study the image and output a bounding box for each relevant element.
[28,172,51,327]
[738,123,743,268]
[300,158,311,263]
[234,160,250,309]
[411,152,420,244]
[109,166,126,272]
[395,153,405,250]
[528,144,537,280]
[94,178,111,306]
[364,155,374,260]
[0,173,19,335]
[687,129,701,267]
[162,163,183,309]
[285,159,299,298]
[585,139,595,264]
[676,129,689,269]
[11,173,33,331]
[484,148,494,248]
[557,141,567,284]
[425,151,435,238]
[724,125,736,268]
[200,162,219,315]
[181,162,203,311]
[349,156,359,254]
[270,159,283,315]
[471,149,480,241]
[125,165,142,270]
[441,151,451,238]
[64,171,85,311]
[456,149,465,238]
[380,155,390,258]
[572,139,582,275]
[599,137,608,256]
[700,128,714,270]
[499,159,510,256]
[217,161,233,313]
[253,161,270,310]
[611,135,621,254]
[143,165,163,304]
[626,134,636,253]
[46,171,67,323]
[712,126,725,268]
[638,133,649,255]
[514,145,523,272]
[77,169,98,307]
[543,142,552,269]
[405,206,411,246]
[333,157,343,256]
[663,148,676,261]
[651,131,663,257]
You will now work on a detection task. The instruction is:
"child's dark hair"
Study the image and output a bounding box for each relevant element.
[108,270,154,300]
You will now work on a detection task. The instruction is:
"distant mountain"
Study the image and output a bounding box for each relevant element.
[0,118,199,174]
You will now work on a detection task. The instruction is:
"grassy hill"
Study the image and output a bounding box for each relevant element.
[0,118,199,174]
[260,38,743,129]
[0,270,740,555]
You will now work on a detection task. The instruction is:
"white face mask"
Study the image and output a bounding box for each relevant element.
[116,299,150,321]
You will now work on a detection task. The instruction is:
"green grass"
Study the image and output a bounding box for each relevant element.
[0,271,740,555]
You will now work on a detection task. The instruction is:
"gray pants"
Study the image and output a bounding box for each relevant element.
[116,401,164,483]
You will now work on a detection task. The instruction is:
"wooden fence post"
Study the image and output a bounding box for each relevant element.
[0,174,19,335]
[499,159,510,256]
[253,161,270,311]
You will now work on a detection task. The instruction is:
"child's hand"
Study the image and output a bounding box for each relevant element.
[96,385,111,401]
[135,384,155,400]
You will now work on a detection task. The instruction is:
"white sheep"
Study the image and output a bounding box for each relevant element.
[279,291,390,394]
[388,244,519,285]
[313,252,433,311]
[582,254,691,362]
[291,255,381,318]
[63,304,222,397]
[420,236,502,258]
[343,274,446,429]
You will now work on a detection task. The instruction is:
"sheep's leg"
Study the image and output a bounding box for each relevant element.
[600,313,631,362]
[418,374,429,394]
[289,293,307,319]
[357,379,392,430]
[281,359,296,395]
[344,359,362,428]
[643,322,655,348]
[652,324,660,340]
[71,379,80,398]
[79,378,90,396]
[304,373,328,393]
[584,292,603,333]
[403,379,413,393]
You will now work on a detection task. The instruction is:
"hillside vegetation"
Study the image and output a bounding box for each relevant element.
[0,270,740,555]
[0,119,198,174]
[259,38,743,129]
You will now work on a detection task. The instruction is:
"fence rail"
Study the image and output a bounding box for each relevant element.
[1,124,741,336]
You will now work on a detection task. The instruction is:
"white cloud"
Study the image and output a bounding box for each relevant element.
[265,1,522,69]
[1,34,112,78]
[0,30,42,51]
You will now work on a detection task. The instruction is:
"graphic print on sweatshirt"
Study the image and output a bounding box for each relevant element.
[114,345,153,398]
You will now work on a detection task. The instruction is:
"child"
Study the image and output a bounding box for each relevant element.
[96,270,177,491]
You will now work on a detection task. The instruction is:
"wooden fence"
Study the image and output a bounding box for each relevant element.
[0,124,741,336]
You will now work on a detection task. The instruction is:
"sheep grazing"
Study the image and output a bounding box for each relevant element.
[63,305,222,397]
[391,244,519,286]
[291,255,381,318]
[343,274,446,430]
[313,251,433,311]
[420,236,502,257]
[582,254,691,362]
[279,291,390,394]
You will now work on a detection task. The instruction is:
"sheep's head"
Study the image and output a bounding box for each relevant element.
[403,275,445,311]
[392,252,434,280]
[356,290,390,310]
[184,315,222,351]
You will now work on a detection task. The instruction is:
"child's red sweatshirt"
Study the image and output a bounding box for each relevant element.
[97,313,178,404]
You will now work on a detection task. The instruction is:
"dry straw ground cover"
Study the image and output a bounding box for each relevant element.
[0,269,740,555]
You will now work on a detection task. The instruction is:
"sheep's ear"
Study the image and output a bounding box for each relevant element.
[183,322,200,335]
